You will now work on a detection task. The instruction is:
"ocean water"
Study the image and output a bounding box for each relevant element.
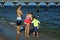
[0,6,60,29]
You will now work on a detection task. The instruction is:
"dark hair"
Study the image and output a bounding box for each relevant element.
[17,4,21,8]
[28,12,33,15]
[33,16,37,19]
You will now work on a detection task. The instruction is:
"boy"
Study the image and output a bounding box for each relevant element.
[16,5,23,34]
[32,16,40,37]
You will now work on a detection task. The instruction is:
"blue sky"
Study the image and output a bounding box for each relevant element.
[1,2,60,6]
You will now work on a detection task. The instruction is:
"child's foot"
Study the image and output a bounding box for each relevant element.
[33,32,35,37]
[25,35,29,37]
[17,31,20,34]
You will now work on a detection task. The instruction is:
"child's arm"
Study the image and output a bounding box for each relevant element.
[38,21,41,26]
[38,20,40,24]
[31,20,34,23]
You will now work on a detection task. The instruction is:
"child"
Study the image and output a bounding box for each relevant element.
[24,12,33,37]
[32,16,40,37]
[16,5,23,34]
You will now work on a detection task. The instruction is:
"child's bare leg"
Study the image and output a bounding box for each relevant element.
[25,25,27,37]
[17,26,20,34]
[26,24,30,37]
[33,32,35,37]
[25,29,26,36]
[25,25,29,37]
[37,32,39,37]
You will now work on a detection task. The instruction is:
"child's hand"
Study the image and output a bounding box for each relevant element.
[38,23,40,26]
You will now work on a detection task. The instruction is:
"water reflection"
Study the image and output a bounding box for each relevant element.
[25,37,29,40]
[16,33,20,40]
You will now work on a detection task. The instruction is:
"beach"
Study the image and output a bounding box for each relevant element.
[0,21,60,40]
[0,6,60,40]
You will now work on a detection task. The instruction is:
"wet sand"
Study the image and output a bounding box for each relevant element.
[0,22,60,40]
[0,22,16,40]
[0,34,7,40]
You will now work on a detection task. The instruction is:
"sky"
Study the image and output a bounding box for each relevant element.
[1,2,60,6]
